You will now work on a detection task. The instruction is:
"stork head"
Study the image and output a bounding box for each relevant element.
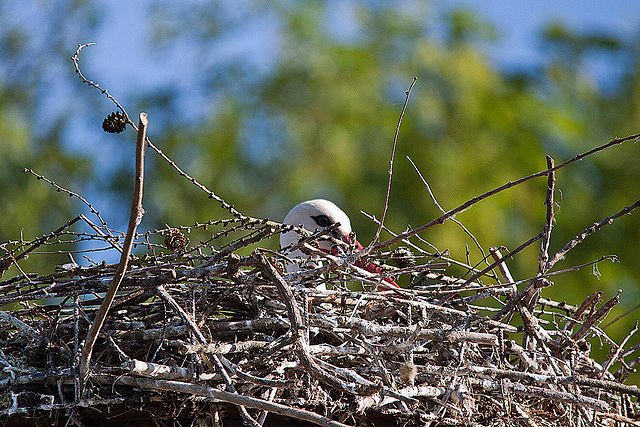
[279,199,399,288]
[280,199,353,253]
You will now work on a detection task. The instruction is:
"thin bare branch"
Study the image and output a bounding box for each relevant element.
[117,376,350,427]
[571,291,621,342]
[23,168,113,237]
[80,113,147,386]
[368,77,417,251]
[546,198,640,270]
[71,43,132,124]
[0,310,47,345]
[538,155,556,274]
[374,133,640,251]
[600,321,638,379]
[408,155,488,261]
[0,215,83,277]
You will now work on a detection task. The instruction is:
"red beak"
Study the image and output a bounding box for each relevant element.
[340,235,399,289]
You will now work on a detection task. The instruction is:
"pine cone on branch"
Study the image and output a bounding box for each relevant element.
[102,111,127,133]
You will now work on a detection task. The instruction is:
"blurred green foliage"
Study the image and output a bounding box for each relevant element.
[1,2,639,368]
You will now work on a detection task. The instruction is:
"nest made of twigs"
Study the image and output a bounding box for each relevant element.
[0,214,638,427]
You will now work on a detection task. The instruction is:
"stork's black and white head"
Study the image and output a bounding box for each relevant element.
[280,199,352,255]
[280,199,399,288]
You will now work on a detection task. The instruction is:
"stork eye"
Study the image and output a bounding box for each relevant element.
[311,215,333,227]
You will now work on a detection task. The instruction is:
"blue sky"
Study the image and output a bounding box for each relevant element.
[442,0,640,69]
[437,0,640,95]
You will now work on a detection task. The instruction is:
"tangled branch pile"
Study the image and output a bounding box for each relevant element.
[0,44,638,426]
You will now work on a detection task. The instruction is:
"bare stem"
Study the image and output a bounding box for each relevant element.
[368,77,417,251]
[546,198,640,270]
[79,113,147,388]
[407,155,487,261]
[23,168,112,235]
[0,216,83,277]
[71,43,133,125]
[538,155,556,274]
[374,133,640,251]
[117,376,350,427]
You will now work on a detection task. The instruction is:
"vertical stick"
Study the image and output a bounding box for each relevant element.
[79,113,148,389]
[539,155,556,274]
[368,77,417,251]
[490,246,517,295]
[73,293,81,402]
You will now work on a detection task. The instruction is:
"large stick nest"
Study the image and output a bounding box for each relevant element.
[0,45,638,426]
[0,183,638,427]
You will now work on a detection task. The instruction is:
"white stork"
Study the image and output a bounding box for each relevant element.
[280,199,398,288]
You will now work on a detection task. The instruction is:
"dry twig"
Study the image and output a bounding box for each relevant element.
[79,113,148,387]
